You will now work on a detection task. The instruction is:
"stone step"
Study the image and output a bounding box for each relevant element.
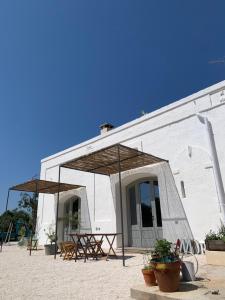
[130,283,225,300]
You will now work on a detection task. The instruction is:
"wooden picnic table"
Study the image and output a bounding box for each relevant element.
[68,233,121,261]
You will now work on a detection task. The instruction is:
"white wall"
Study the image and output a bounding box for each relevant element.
[37,80,225,246]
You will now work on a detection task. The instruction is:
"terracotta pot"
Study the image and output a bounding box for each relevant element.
[152,261,181,292]
[142,268,157,286]
[205,239,225,251]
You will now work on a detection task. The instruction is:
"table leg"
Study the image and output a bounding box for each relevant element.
[92,235,105,256]
[105,235,117,260]
[87,235,101,260]
[33,240,38,250]
[80,236,89,262]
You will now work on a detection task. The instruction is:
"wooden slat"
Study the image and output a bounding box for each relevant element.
[10,179,83,194]
[62,144,166,175]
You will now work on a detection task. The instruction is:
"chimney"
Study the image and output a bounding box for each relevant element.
[100,123,114,135]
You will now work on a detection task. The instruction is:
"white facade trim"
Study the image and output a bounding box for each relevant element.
[41,81,225,164]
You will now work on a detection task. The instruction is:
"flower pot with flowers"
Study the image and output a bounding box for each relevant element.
[150,239,181,292]
[142,252,157,286]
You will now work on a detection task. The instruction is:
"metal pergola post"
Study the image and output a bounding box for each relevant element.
[5,188,11,212]
[29,181,38,256]
[54,166,61,259]
[117,145,125,267]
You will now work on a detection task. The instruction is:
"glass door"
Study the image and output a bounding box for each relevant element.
[63,197,80,240]
[127,179,162,248]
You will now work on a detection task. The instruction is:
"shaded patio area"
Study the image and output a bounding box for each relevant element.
[58,143,167,266]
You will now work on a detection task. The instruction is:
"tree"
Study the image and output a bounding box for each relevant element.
[18,192,38,234]
[0,209,30,233]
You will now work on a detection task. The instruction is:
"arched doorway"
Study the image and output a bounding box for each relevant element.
[126,178,162,248]
[63,196,80,240]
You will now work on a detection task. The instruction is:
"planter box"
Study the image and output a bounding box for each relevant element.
[205,239,225,251]
[44,244,57,255]
[206,250,225,266]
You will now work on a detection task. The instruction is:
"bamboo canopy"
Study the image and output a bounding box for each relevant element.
[3,179,83,256]
[60,143,167,266]
[10,179,83,194]
[62,143,166,175]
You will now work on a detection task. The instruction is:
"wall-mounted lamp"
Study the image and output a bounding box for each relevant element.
[220,90,225,103]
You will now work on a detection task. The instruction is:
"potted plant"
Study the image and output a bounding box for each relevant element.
[142,252,157,286]
[205,224,225,251]
[150,239,181,292]
[44,225,57,255]
[17,226,28,247]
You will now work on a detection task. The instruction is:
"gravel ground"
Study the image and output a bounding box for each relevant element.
[0,244,219,300]
[0,244,143,300]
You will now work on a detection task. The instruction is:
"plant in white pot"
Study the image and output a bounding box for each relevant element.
[44,225,57,255]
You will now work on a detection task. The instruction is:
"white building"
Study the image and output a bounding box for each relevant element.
[37,80,225,248]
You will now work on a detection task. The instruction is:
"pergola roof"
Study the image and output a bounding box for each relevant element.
[62,143,166,176]
[10,179,83,194]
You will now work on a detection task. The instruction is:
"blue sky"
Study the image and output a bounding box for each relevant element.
[1,0,225,212]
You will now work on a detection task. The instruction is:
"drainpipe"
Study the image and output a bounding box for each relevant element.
[197,114,225,222]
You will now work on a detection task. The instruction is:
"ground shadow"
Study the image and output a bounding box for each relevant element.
[107,254,135,261]
[195,277,211,282]
[179,282,206,292]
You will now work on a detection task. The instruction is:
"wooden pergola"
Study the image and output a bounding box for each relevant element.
[58,143,166,266]
[5,179,83,257]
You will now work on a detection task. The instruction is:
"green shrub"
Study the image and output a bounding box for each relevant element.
[205,223,225,241]
[218,224,225,239]
[154,239,172,257]
[205,230,220,240]
[150,239,179,263]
